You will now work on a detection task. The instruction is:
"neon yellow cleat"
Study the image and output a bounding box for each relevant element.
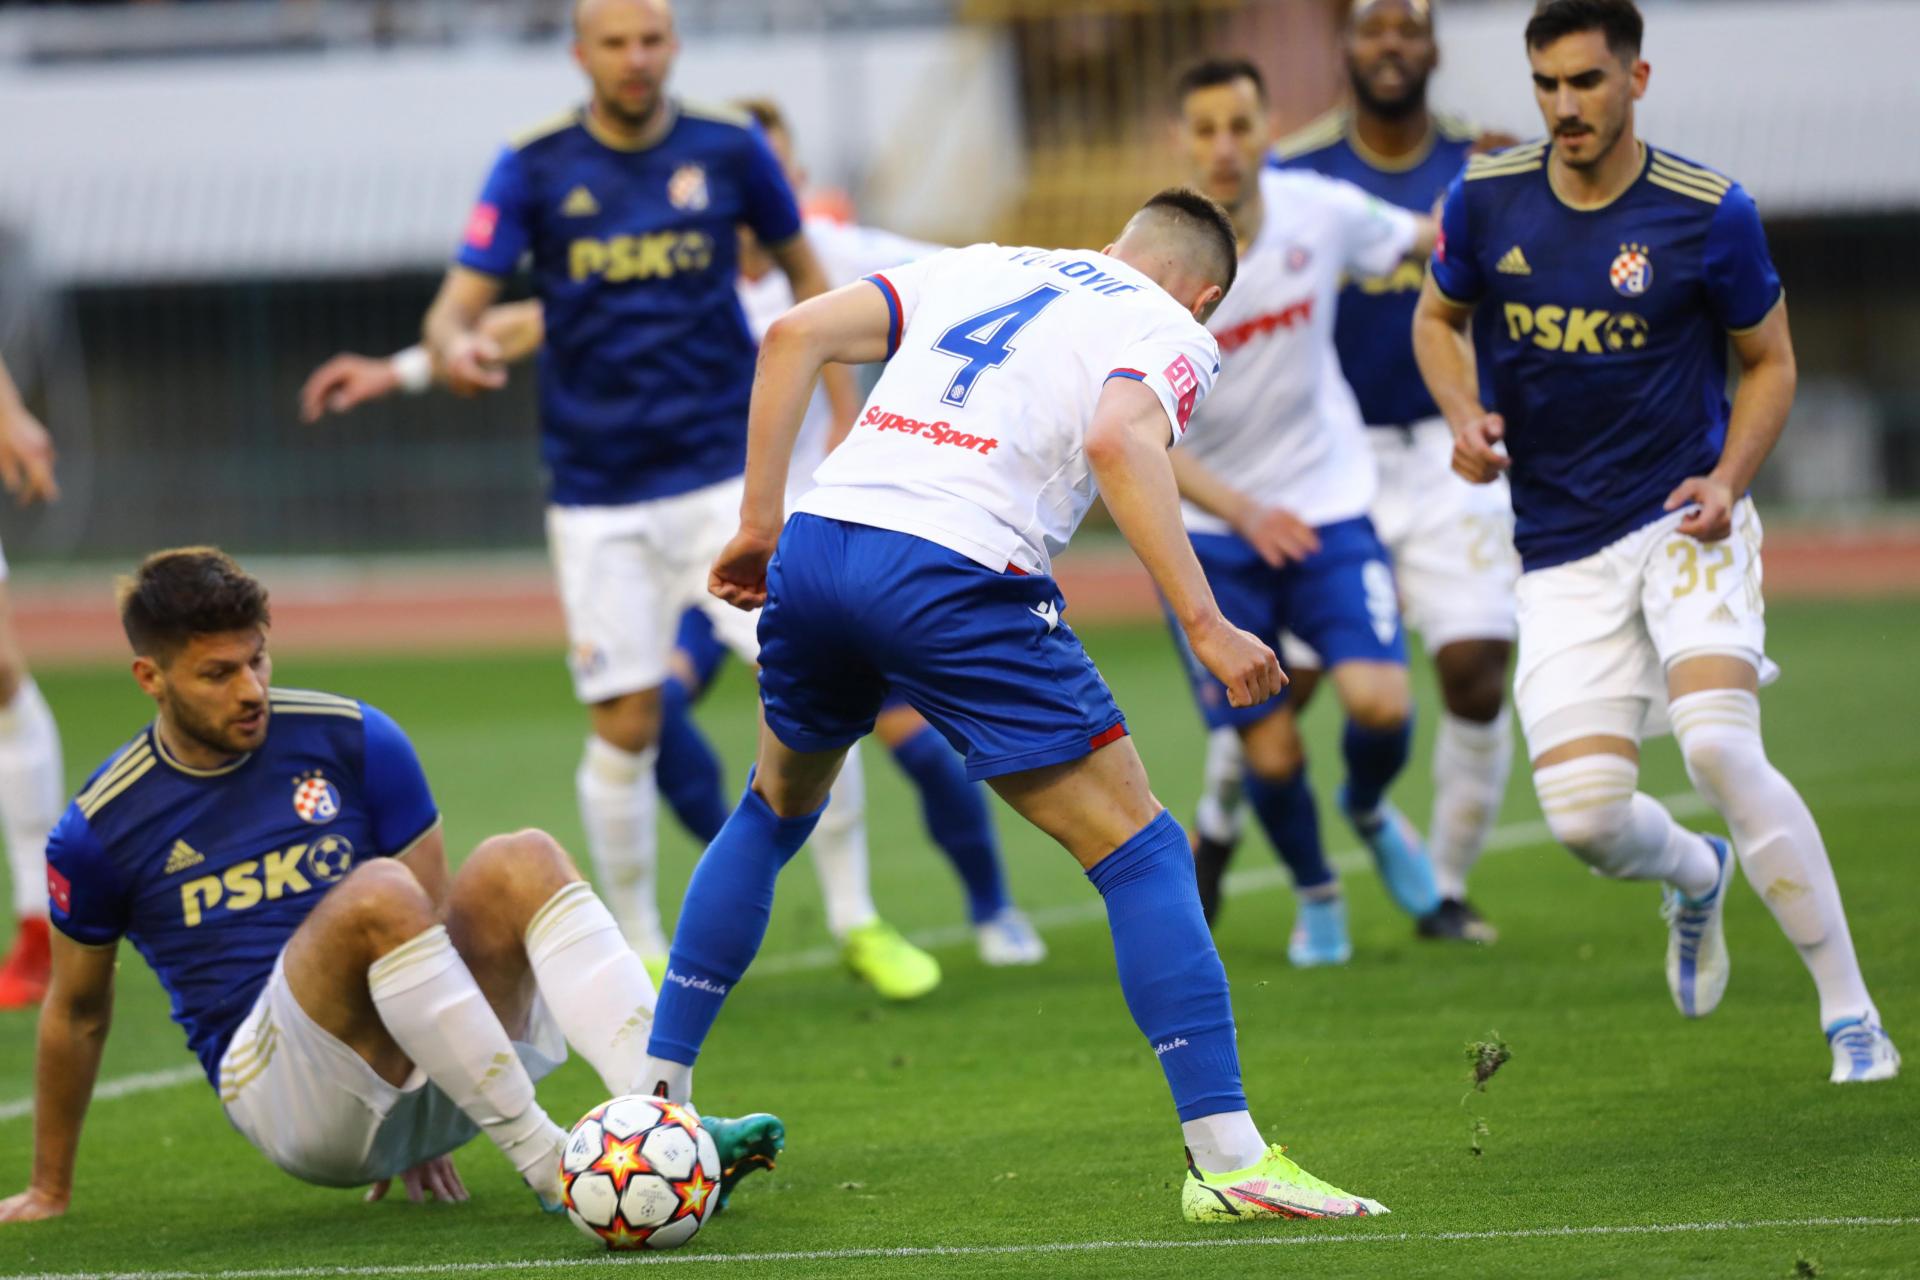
[842,920,941,1001]
[1181,1145,1389,1222]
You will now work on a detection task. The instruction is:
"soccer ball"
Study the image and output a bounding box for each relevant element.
[560,1094,722,1251]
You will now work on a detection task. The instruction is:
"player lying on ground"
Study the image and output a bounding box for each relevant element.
[1412,0,1896,1082]
[0,548,781,1226]
[634,189,1390,1221]
[0,353,69,1009]
[1160,57,1453,964]
[300,94,1044,982]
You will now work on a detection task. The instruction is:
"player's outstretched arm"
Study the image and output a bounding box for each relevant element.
[300,302,547,423]
[423,267,510,397]
[0,355,59,506]
[1168,449,1319,567]
[710,281,895,610]
[1412,277,1507,484]
[1087,378,1283,710]
[0,933,118,1223]
[1666,300,1795,542]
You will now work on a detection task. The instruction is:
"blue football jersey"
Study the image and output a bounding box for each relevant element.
[45,690,439,1082]
[1429,141,1783,571]
[457,101,804,507]
[1271,110,1479,427]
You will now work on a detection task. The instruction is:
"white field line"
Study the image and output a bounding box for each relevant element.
[0,791,1714,1122]
[5,1216,1915,1279]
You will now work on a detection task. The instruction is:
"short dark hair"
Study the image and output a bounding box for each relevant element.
[1139,186,1238,294]
[1525,0,1642,61]
[1173,57,1266,110]
[733,96,790,141]
[118,547,271,661]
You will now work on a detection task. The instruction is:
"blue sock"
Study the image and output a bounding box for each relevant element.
[656,676,730,843]
[1243,767,1335,892]
[646,777,825,1066]
[1342,718,1412,818]
[1086,810,1245,1122]
[890,725,1009,924]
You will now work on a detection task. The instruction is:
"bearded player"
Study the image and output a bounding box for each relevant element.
[1413,0,1896,1081]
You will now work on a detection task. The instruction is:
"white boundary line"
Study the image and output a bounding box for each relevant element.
[6,1216,1915,1279]
[0,792,1713,1124]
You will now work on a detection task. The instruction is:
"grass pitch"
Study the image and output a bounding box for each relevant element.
[1,599,1916,1278]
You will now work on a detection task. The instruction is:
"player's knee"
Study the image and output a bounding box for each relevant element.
[1542,798,1631,862]
[331,859,437,949]
[1436,654,1509,724]
[1342,687,1411,734]
[591,692,662,754]
[1534,759,1638,872]
[0,653,25,706]
[458,829,580,907]
[1238,724,1304,782]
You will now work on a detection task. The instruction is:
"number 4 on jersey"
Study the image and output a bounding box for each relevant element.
[931,285,1066,407]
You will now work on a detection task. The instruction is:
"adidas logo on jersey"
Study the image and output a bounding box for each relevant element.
[1496,246,1532,275]
[164,839,205,875]
[561,185,600,217]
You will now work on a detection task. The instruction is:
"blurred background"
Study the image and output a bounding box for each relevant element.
[0,0,1915,641]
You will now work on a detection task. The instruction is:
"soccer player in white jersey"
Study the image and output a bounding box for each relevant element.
[636,191,1391,1221]
[1413,0,1895,1081]
[1163,59,1451,962]
[0,354,68,1010]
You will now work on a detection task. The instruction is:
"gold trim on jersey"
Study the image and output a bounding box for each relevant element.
[1345,121,1438,174]
[1651,151,1732,188]
[509,108,581,151]
[1271,109,1347,161]
[270,688,363,720]
[1464,141,1546,180]
[1435,111,1480,144]
[1647,153,1732,206]
[74,738,153,814]
[581,100,681,153]
[679,98,752,128]
[78,747,156,819]
[1547,141,1647,212]
[151,725,253,779]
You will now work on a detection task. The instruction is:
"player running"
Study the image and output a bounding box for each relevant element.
[1165,58,1449,962]
[1231,0,1519,944]
[0,353,68,1010]
[635,190,1390,1221]
[414,0,923,991]
[1412,0,1897,1082]
[303,91,1039,979]
[0,548,781,1226]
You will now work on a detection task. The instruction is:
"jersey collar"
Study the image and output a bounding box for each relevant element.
[1346,117,1438,174]
[1547,139,1649,213]
[581,98,681,154]
[149,722,253,779]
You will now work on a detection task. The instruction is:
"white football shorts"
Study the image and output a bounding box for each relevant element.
[546,477,762,704]
[1278,418,1516,671]
[1513,496,1778,758]
[219,952,566,1188]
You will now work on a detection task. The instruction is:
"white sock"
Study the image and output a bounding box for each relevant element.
[1428,711,1512,901]
[367,925,566,1199]
[636,1056,693,1105]
[1534,755,1719,897]
[525,880,657,1098]
[0,679,62,920]
[575,733,668,957]
[1182,1109,1266,1174]
[809,741,877,939]
[1195,728,1246,844]
[1672,689,1875,1028]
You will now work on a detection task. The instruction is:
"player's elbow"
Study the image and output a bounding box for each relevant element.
[1083,416,1137,476]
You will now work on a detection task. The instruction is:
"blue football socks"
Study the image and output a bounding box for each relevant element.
[890,725,1010,924]
[656,675,730,844]
[1341,718,1413,819]
[1086,810,1246,1121]
[1243,766,1336,892]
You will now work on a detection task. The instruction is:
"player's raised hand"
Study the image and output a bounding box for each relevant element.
[0,1185,69,1224]
[1451,412,1510,484]
[1188,615,1287,709]
[1233,504,1321,567]
[710,526,780,611]
[0,401,59,505]
[442,332,509,397]
[365,1155,468,1205]
[1665,474,1735,542]
[300,353,400,422]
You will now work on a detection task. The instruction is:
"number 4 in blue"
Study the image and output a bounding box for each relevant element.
[931,285,1066,408]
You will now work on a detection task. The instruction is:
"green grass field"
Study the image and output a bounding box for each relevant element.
[1,600,1916,1279]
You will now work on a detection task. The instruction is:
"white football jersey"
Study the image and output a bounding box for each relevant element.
[736,216,942,509]
[797,243,1219,575]
[1178,168,1418,534]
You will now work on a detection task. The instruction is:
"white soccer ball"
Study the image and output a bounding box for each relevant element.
[559,1094,722,1251]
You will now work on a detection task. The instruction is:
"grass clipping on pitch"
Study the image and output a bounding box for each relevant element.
[1463,1032,1512,1156]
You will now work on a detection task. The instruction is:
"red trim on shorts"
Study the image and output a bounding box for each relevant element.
[1005,563,1027,575]
[1089,723,1129,750]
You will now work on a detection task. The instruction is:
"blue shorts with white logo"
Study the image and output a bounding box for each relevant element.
[1170,516,1407,730]
[759,514,1128,781]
